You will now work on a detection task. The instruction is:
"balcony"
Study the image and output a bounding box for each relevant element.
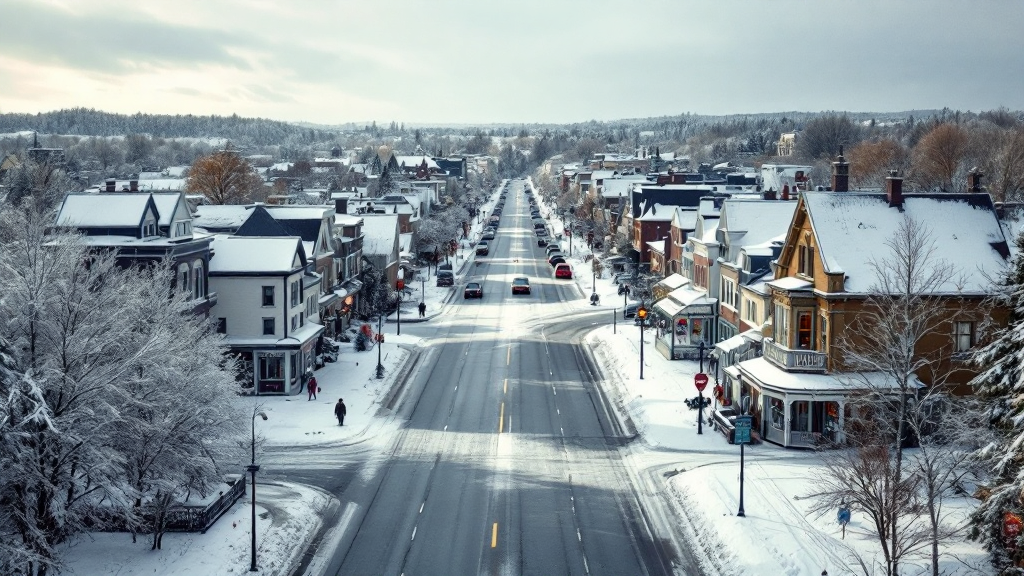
[763,338,827,373]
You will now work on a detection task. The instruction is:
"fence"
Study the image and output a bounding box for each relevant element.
[164,475,246,533]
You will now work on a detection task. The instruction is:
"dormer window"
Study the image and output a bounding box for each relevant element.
[142,219,157,238]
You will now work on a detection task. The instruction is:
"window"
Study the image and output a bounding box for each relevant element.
[291,280,300,307]
[263,317,275,335]
[262,286,275,306]
[143,219,157,237]
[770,398,785,430]
[819,314,828,352]
[797,311,813,350]
[745,300,758,323]
[791,401,809,432]
[216,318,226,334]
[193,260,204,298]
[259,353,283,380]
[291,315,298,331]
[774,304,789,347]
[178,264,190,296]
[721,278,736,309]
[954,321,975,352]
[798,244,815,277]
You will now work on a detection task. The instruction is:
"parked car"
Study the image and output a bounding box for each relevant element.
[712,406,739,444]
[482,230,496,240]
[554,263,573,279]
[511,277,531,295]
[623,302,641,319]
[464,282,483,299]
[535,228,548,237]
[548,255,566,267]
[476,241,489,255]
[545,244,562,254]
[612,272,634,285]
[537,237,548,247]
[438,262,453,272]
[436,271,454,287]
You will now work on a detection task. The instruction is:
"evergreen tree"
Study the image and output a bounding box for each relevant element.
[970,231,1024,572]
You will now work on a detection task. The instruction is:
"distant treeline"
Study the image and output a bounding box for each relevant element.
[0,108,328,146]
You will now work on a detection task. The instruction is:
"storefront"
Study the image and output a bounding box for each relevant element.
[232,322,324,395]
[652,285,717,360]
[732,356,916,448]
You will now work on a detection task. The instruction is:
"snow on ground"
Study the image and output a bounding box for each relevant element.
[61,482,331,576]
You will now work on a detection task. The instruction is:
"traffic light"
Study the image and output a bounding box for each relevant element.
[637,307,648,320]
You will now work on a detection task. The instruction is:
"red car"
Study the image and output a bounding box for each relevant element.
[554,263,572,279]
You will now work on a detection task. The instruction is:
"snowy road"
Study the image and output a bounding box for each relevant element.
[275,182,687,575]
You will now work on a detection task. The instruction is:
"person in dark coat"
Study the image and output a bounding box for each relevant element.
[418,301,427,318]
[335,398,347,426]
[307,374,318,401]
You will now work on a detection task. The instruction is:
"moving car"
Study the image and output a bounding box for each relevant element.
[511,277,531,295]
[464,282,483,299]
[476,241,489,255]
[554,263,572,279]
[436,271,454,287]
[623,302,640,319]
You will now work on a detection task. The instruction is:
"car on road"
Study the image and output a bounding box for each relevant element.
[464,282,483,299]
[482,230,496,240]
[548,255,566,267]
[554,263,572,279]
[545,244,561,254]
[537,237,548,247]
[612,272,634,285]
[476,241,489,255]
[436,271,454,287]
[511,277,531,295]
[712,406,739,444]
[623,302,641,319]
[535,228,548,237]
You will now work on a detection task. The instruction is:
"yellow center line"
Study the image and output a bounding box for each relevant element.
[491,522,498,548]
[499,402,505,433]
[503,378,507,394]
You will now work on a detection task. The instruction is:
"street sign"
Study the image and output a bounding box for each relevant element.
[838,506,851,526]
[694,373,709,391]
[734,415,752,444]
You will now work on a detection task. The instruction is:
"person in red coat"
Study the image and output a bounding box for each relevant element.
[307,374,318,400]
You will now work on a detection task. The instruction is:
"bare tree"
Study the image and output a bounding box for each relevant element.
[796,114,862,160]
[911,123,970,192]
[185,148,265,204]
[972,126,1024,202]
[849,139,910,189]
[824,217,964,576]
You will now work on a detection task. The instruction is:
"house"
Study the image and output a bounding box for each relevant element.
[208,235,323,395]
[715,199,798,341]
[359,213,401,301]
[633,202,673,268]
[729,163,1011,448]
[54,191,217,317]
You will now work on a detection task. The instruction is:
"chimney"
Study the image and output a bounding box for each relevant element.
[886,170,903,208]
[831,146,849,192]
[105,179,116,192]
[968,169,984,192]
[781,183,790,201]
[334,197,348,215]
[129,179,139,192]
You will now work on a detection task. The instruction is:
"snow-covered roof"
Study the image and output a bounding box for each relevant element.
[360,214,400,257]
[333,213,362,227]
[150,192,184,226]
[591,169,617,181]
[802,192,1009,294]
[56,193,152,228]
[601,176,646,198]
[638,203,673,221]
[399,232,413,254]
[209,235,305,274]
[671,207,699,230]
[655,285,717,316]
[394,155,439,170]
[264,206,332,220]
[193,205,253,231]
[720,200,797,250]
[646,240,666,253]
[767,277,813,291]
[655,273,690,292]
[738,356,918,394]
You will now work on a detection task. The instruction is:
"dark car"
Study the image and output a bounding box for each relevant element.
[712,406,740,444]
[436,271,454,287]
[548,255,566,267]
[439,262,453,272]
[511,277,531,295]
[464,282,483,299]
[476,241,489,255]
[623,302,640,319]
[537,237,548,247]
[482,230,496,240]
[535,228,548,237]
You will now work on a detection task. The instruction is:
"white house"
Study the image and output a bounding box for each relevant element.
[208,235,324,395]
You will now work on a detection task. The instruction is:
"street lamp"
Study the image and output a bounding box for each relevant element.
[696,340,707,435]
[738,394,752,518]
[396,269,405,336]
[376,313,384,378]
[248,406,268,572]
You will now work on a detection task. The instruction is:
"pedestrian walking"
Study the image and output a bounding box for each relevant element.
[307,373,318,401]
[335,398,347,426]
[418,301,426,318]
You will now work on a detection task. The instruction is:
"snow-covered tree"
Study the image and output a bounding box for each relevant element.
[970,231,1024,572]
[0,199,242,575]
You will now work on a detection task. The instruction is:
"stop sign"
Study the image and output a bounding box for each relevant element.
[694,373,709,392]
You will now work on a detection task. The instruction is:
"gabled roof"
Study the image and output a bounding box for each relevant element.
[235,205,292,237]
[193,204,253,232]
[360,214,400,257]
[209,235,306,274]
[719,199,798,253]
[638,202,673,221]
[150,192,187,227]
[56,193,156,228]
[801,191,1009,294]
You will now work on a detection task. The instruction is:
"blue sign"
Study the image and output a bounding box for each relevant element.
[838,506,851,525]
[734,415,752,444]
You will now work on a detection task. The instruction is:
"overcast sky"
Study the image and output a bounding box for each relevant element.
[2,0,1022,126]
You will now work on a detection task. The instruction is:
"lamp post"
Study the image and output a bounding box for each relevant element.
[420,276,425,304]
[696,340,707,435]
[248,406,268,572]
[396,269,404,336]
[738,394,752,518]
[375,313,384,378]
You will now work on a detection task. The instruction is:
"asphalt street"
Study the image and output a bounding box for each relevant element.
[267,181,682,576]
